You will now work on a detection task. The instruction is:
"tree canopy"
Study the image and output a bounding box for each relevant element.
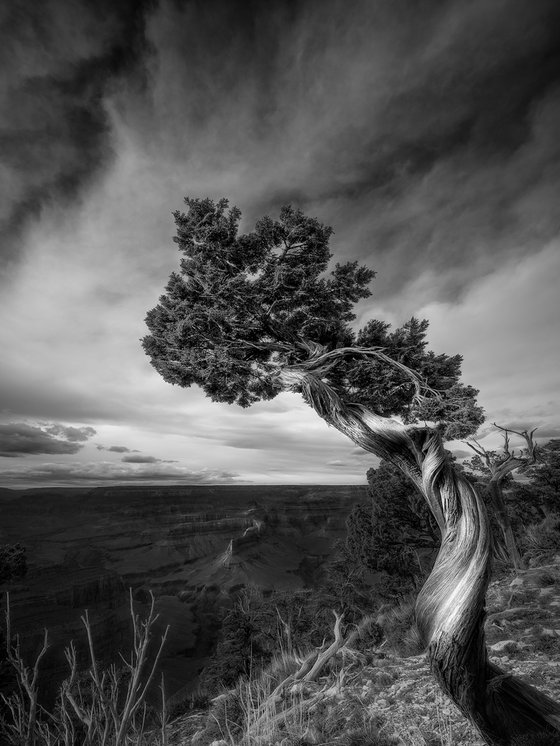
[143,197,483,438]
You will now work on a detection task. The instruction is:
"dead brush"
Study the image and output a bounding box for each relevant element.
[376,598,424,657]
[523,515,560,565]
[262,649,305,689]
[0,590,169,746]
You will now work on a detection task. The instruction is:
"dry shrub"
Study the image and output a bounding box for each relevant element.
[264,650,306,689]
[1,591,168,746]
[376,598,424,657]
[523,515,560,565]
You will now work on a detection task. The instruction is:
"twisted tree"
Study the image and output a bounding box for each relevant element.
[143,197,560,744]
[465,425,539,570]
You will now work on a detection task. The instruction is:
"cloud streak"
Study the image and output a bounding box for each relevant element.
[0,460,240,487]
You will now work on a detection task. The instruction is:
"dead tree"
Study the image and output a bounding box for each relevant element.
[466,425,539,571]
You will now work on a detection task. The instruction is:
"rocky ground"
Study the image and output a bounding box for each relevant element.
[166,559,560,746]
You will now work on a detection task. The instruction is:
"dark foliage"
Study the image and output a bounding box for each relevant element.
[143,197,483,435]
[464,439,560,564]
[0,544,27,584]
[523,513,560,565]
[201,599,267,693]
[340,317,484,439]
[523,439,560,515]
[504,483,548,536]
[317,552,382,626]
[200,577,382,695]
[198,689,245,743]
[344,461,438,586]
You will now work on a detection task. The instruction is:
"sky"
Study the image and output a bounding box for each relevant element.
[1,0,560,488]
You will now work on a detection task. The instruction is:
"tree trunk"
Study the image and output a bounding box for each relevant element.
[279,365,560,745]
[488,480,525,571]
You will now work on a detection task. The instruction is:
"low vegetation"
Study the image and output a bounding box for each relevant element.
[0,544,27,585]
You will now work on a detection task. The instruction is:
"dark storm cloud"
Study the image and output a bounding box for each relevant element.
[44,424,96,441]
[0,461,239,486]
[0,0,152,270]
[0,422,91,457]
[4,0,560,298]
[134,0,560,301]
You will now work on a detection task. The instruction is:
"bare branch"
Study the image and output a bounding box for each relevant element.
[302,610,345,682]
[465,439,493,467]
[493,423,539,465]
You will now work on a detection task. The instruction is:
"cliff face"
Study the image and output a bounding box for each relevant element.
[0,484,366,702]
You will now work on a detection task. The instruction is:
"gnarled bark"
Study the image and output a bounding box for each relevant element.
[279,358,560,745]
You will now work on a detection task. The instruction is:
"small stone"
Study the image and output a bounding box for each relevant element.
[490,639,519,654]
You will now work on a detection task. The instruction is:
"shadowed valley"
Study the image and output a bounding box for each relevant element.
[0,484,366,703]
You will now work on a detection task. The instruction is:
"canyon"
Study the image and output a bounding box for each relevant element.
[0,484,366,703]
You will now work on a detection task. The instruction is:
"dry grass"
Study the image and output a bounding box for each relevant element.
[188,643,484,746]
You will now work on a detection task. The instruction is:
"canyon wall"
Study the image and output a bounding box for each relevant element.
[0,484,366,702]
